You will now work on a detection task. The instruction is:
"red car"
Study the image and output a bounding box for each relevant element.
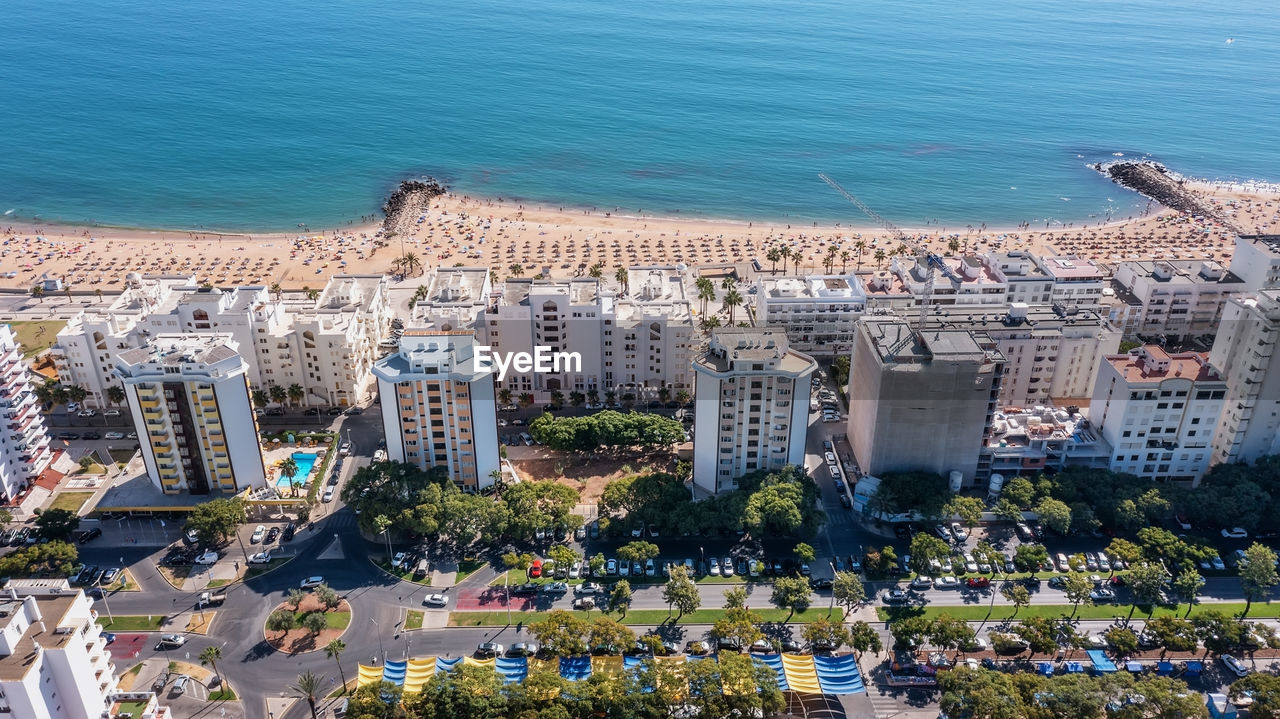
[529,559,543,578]
[965,577,990,589]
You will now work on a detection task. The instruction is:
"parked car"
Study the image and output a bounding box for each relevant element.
[965,577,990,589]
[281,522,296,541]
[423,593,448,607]
[882,589,910,604]
[77,527,103,544]
[299,576,325,589]
[936,576,960,589]
[104,431,125,440]
[475,642,503,658]
[265,527,280,543]
[950,523,969,542]
[250,525,265,543]
[194,551,219,565]
[1221,654,1249,678]
[1221,527,1249,539]
[248,551,272,564]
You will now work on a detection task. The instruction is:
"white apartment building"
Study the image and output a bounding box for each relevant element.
[889,254,1010,306]
[1088,346,1225,485]
[373,332,499,491]
[1229,234,1280,290]
[52,274,389,409]
[753,274,866,356]
[982,252,1054,306]
[415,267,695,402]
[1209,290,1280,465]
[115,334,265,494]
[846,320,1005,486]
[911,303,1119,406]
[1112,260,1248,341]
[1,325,53,508]
[691,328,816,495]
[0,583,124,719]
[1034,255,1107,311]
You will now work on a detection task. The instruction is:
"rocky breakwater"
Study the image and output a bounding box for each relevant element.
[1094,161,1240,231]
[382,178,447,238]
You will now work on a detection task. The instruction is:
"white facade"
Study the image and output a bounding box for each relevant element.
[1228,234,1280,290]
[1034,255,1107,310]
[0,583,120,719]
[890,254,1009,306]
[416,267,695,402]
[1112,260,1248,340]
[692,328,815,495]
[1088,346,1225,485]
[373,332,500,491]
[982,252,1054,306]
[1209,290,1280,465]
[51,274,389,408]
[753,274,866,356]
[115,334,265,494]
[1,325,53,506]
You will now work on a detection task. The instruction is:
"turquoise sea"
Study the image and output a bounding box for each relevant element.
[3,0,1279,231]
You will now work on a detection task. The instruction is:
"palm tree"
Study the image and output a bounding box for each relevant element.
[874,248,887,268]
[825,245,839,274]
[497,388,513,405]
[840,250,851,273]
[569,391,585,407]
[106,385,126,408]
[411,285,430,307]
[614,266,629,293]
[948,238,961,255]
[94,288,104,303]
[604,390,617,405]
[199,646,223,685]
[304,287,320,302]
[287,383,305,407]
[854,240,867,270]
[31,285,45,303]
[695,277,715,316]
[279,457,300,496]
[270,282,283,300]
[657,387,671,404]
[291,671,325,719]
[252,389,269,408]
[66,385,87,407]
[269,384,288,406]
[489,269,499,285]
[701,315,722,331]
[588,263,604,279]
[509,263,525,278]
[324,639,348,695]
[586,388,599,405]
[63,285,73,302]
[723,288,743,324]
[766,246,782,275]
[518,392,534,408]
[675,389,690,406]
[399,252,423,277]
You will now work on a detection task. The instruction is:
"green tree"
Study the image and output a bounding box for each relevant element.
[1194,609,1244,656]
[1001,583,1032,615]
[1146,616,1198,657]
[34,509,80,541]
[847,620,882,658]
[832,571,866,616]
[529,610,589,656]
[287,383,305,406]
[909,533,953,574]
[1062,573,1095,617]
[993,498,1024,524]
[945,495,985,527]
[1013,544,1049,575]
[251,388,269,408]
[324,639,348,694]
[314,583,341,611]
[1014,616,1064,658]
[1035,498,1072,535]
[1126,561,1171,612]
[106,385,126,407]
[662,565,700,619]
[1105,538,1144,571]
[302,612,328,636]
[269,384,288,405]
[616,541,659,563]
[548,545,578,572]
[267,609,296,638]
[587,616,635,654]
[184,497,245,546]
[723,586,748,610]
[287,588,307,610]
[1002,476,1036,508]
[199,646,223,684]
[711,606,764,650]
[939,665,1025,719]
[1240,542,1280,616]
[1230,674,1280,719]
[608,580,632,616]
[770,575,812,621]
[291,671,325,719]
[793,542,816,564]
[1104,627,1139,657]
[890,615,933,650]
[929,613,977,654]
[0,542,77,577]
[801,618,849,652]
[1172,568,1206,617]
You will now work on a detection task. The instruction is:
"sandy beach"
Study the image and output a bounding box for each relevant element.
[4,181,1279,292]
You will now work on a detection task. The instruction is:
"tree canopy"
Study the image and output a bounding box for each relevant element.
[184,498,246,546]
[529,410,684,451]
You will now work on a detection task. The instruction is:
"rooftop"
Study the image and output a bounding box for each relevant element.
[374,331,487,381]
[1104,346,1221,384]
[116,333,240,369]
[1238,234,1280,255]
[695,327,815,375]
[0,594,78,681]
[862,320,1000,363]
[1118,259,1244,286]
[427,267,491,305]
[1037,256,1105,280]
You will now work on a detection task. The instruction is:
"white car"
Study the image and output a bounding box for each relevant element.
[373,449,387,462]
[66,402,81,412]
[709,558,721,576]
[936,576,960,589]
[1221,527,1249,539]
[950,523,969,542]
[322,486,335,502]
[911,576,934,590]
[824,451,837,465]
[339,442,352,456]
[423,593,448,608]
[194,551,220,565]
[249,551,272,564]
[104,431,125,440]
[77,409,97,417]
[721,557,733,577]
[963,553,978,573]
[300,576,325,589]
[1221,654,1249,677]
[569,561,582,579]
[391,552,407,569]
[250,525,265,543]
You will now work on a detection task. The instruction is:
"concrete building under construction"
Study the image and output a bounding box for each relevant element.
[845,319,1006,487]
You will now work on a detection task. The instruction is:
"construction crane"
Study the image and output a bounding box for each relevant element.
[818,172,955,332]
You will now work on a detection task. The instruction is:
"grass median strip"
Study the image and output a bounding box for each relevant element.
[877,601,1279,623]
[449,606,842,627]
[405,610,425,630]
[96,615,166,631]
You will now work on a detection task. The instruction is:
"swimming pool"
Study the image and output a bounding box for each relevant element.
[276,452,318,488]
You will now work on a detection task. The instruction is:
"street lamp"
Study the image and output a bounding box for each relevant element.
[370,617,385,663]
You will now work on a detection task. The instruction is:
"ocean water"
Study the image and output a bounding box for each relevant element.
[3,0,1279,231]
